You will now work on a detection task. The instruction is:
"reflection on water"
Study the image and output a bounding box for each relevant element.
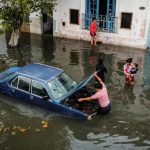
[0,33,150,150]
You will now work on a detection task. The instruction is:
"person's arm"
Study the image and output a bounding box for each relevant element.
[78,97,94,102]
[123,65,130,76]
[94,72,103,83]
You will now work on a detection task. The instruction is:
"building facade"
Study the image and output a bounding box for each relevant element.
[29,0,150,49]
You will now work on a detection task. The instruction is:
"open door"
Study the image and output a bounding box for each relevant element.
[42,13,53,35]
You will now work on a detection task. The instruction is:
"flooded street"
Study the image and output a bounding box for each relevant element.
[0,33,150,150]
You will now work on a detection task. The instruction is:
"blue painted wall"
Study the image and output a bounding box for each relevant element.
[148,23,150,49]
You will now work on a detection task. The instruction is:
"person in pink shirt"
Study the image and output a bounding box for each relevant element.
[78,72,111,114]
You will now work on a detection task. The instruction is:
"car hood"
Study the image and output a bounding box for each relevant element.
[73,74,94,93]
[58,74,94,103]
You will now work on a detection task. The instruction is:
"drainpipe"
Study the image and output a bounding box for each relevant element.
[80,0,86,39]
[146,0,150,49]
[80,0,86,27]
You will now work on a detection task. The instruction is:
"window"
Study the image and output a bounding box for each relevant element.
[84,0,117,32]
[48,72,77,99]
[120,12,132,29]
[70,9,79,24]
[18,77,31,92]
[32,80,49,98]
[11,77,18,88]
[11,76,31,92]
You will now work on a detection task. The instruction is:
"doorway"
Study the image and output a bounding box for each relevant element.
[42,13,53,35]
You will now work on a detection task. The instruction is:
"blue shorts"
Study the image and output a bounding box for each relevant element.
[98,102,112,115]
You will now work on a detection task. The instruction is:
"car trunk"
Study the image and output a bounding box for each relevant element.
[0,66,20,81]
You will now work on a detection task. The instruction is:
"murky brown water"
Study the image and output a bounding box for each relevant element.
[0,33,150,150]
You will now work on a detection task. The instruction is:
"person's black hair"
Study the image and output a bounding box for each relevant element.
[92,17,96,21]
[126,58,132,63]
[94,82,103,89]
[98,59,103,65]
[134,63,138,68]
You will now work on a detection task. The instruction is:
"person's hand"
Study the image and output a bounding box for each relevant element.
[130,74,134,77]
[93,72,97,77]
[78,98,84,102]
[91,32,94,37]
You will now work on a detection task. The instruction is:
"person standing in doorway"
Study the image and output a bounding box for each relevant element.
[95,59,107,83]
[90,18,97,46]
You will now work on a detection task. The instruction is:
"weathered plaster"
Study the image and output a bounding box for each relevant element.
[52,0,150,49]
[28,0,150,49]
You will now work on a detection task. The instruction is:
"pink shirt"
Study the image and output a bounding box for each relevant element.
[91,83,110,107]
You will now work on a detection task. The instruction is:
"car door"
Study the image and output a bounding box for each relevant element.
[30,80,51,109]
[11,76,31,102]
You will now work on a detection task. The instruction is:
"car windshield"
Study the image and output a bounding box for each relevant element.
[48,72,77,99]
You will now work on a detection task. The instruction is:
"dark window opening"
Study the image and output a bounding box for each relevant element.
[62,22,65,26]
[18,77,31,92]
[99,0,107,16]
[70,9,79,25]
[43,13,47,23]
[90,0,97,16]
[120,12,132,29]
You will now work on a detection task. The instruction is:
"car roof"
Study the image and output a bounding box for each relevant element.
[16,63,64,82]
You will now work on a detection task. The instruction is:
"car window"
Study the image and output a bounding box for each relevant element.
[48,72,77,99]
[48,79,67,99]
[32,80,49,98]
[11,77,18,87]
[18,77,31,92]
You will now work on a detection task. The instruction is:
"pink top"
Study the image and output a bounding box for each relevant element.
[124,63,132,76]
[91,83,110,107]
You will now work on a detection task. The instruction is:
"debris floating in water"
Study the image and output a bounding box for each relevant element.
[42,121,49,128]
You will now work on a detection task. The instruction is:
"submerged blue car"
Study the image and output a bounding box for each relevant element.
[0,63,99,120]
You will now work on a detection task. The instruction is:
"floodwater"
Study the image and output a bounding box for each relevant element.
[0,33,150,150]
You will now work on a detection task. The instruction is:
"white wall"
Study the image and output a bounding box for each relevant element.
[52,0,150,49]
[53,0,86,39]
[97,0,150,49]
[117,0,148,38]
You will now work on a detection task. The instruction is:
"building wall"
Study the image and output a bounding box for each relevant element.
[115,0,149,49]
[53,0,150,49]
[53,0,86,39]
